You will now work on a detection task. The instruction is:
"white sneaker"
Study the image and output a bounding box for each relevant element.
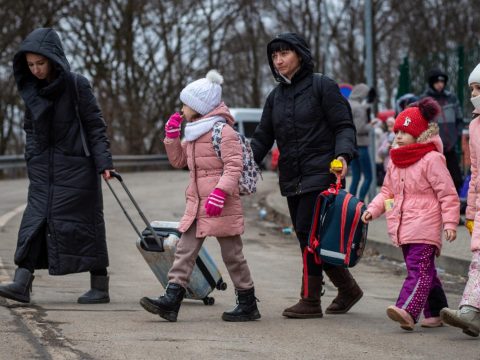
[440,306,480,337]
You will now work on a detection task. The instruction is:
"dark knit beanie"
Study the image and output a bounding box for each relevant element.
[427,68,448,88]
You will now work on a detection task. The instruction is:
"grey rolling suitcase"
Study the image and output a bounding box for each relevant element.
[106,172,227,305]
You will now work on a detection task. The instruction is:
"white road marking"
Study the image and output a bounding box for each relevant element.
[0,204,26,230]
[0,257,9,280]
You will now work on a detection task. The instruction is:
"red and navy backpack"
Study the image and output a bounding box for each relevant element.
[303,176,368,282]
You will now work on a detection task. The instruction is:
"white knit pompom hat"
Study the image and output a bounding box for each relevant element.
[468,63,480,85]
[180,70,224,115]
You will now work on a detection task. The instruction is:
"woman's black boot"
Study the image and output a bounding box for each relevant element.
[77,275,110,304]
[0,268,34,303]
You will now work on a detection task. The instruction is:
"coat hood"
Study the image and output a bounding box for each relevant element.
[266,32,314,84]
[349,83,370,101]
[393,122,443,153]
[202,102,235,127]
[13,28,70,93]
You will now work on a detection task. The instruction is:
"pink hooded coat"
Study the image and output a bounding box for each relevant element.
[367,124,459,252]
[164,103,244,238]
[466,112,480,251]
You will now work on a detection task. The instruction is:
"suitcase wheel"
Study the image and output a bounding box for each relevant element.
[203,297,215,306]
[216,280,228,291]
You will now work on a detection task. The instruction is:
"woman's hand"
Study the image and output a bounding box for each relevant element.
[444,229,457,242]
[332,156,348,178]
[102,169,115,180]
[361,211,372,224]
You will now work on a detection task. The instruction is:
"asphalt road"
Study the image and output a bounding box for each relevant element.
[0,171,477,360]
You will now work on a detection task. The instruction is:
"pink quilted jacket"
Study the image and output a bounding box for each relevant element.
[367,130,459,252]
[466,114,480,251]
[164,103,244,238]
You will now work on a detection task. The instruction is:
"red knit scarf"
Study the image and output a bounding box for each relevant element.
[390,143,437,168]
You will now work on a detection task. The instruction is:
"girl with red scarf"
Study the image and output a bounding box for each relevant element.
[362,97,460,331]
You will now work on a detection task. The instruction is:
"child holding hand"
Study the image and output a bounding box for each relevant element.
[362,97,459,331]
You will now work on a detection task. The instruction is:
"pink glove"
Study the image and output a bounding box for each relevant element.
[205,188,226,217]
[165,112,183,139]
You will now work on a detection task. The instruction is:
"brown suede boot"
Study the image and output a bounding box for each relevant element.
[282,276,323,319]
[324,267,363,314]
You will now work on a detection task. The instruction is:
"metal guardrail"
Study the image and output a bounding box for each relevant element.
[0,154,170,170]
[0,155,24,169]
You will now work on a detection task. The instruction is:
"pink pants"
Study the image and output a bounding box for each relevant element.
[168,222,254,290]
[460,250,480,309]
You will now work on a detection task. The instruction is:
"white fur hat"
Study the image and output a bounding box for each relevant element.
[180,70,223,115]
[468,63,480,85]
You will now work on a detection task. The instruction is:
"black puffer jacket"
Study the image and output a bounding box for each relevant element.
[13,28,113,275]
[251,32,357,196]
[421,69,464,152]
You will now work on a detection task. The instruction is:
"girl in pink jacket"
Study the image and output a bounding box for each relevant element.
[440,63,480,337]
[362,97,459,331]
[140,70,260,323]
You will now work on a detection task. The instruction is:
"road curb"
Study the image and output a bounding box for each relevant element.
[265,192,471,277]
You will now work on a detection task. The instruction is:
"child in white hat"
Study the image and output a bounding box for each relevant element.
[440,63,480,338]
[139,70,260,323]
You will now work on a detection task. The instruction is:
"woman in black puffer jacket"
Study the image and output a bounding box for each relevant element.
[0,28,114,305]
[251,32,363,318]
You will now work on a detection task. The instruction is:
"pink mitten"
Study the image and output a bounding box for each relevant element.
[205,188,226,217]
[165,112,183,139]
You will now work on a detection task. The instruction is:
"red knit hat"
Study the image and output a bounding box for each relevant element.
[393,97,440,138]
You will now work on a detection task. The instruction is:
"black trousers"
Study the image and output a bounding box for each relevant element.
[19,223,107,276]
[444,148,463,192]
[287,190,333,276]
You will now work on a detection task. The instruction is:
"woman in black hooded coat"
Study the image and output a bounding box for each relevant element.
[251,32,363,318]
[0,28,114,304]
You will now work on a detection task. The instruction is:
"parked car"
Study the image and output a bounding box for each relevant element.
[229,107,277,170]
[229,108,262,139]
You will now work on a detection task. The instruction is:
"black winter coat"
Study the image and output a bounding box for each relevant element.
[421,87,463,152]
[13,28,113,275]
[251,33,357,196]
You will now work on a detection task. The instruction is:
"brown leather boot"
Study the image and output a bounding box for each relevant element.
[282,276,323,319]
[324,267,363,314]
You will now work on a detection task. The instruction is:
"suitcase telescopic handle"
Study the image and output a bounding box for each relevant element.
[105,171,163,251]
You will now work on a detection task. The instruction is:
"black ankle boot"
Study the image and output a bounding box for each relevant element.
[222,287,261,322]
[0,268,34,303]
[77,275,110,304]
[140,283,186,322]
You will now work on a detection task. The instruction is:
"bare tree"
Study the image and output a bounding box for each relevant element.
[221,1,271,107]
[65,0,201,154]
[0,0,70,157]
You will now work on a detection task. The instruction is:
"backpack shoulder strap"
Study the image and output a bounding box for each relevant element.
[73,73,91,157]
[211,121,227,159]
[312,73,324,103]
